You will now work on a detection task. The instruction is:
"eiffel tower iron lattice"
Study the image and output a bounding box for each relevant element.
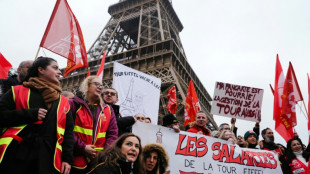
[60,0,217,130]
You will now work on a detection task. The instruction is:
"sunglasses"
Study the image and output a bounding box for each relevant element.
[103,91,116,96]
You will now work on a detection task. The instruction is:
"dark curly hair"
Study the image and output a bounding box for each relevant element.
[286,137,309,164]
[24,56,57,82]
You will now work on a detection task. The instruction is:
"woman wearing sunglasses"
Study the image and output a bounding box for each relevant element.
[69,76,118,173]
[219,130,237,144]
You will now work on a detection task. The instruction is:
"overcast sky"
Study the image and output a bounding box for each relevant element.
[1,0,310,145]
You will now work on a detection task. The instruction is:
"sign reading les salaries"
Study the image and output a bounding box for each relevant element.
[132,122,282,174]
[211,82,264,122]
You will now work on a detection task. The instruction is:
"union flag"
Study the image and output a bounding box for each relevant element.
[184,80,201,126]
[167,86,177,114]
[40,0,88,77]
[273,55,294,142]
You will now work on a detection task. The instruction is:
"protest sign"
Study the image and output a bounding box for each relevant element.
[133,122,282,174]
[211,82,264,122]
[113,62,161,124]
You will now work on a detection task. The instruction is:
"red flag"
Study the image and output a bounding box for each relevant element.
[273,55,293,142]
[308,74,310,143]
[0,53,12,79]
[96,51,106,79]
[86,69,90,77]
[166,86,177,114]
[184,80,201,126]
[40,0,88,77]
[280,62,303,129]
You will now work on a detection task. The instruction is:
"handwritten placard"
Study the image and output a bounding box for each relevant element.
[211,82,264,122]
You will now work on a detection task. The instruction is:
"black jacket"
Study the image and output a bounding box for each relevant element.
[111,104,135,136]
[89,159,137,174]
[0,75,20,98]
[0,87,74,173]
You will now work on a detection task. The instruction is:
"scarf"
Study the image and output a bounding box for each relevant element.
[23,77,62,109]
[293,151,307,166]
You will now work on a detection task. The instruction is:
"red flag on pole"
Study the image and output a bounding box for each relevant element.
[280,62,303,129]
[166,86,177,114]
[0,52,12,79]
[40,0,88,77]
[86,69,90,78]
[273,55,293,142]
[96,51,106,80]
[307,74,310,143]
[184,80,201,127]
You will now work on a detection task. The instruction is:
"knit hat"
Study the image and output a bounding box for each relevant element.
[244,130,257,140]
[162,114,178,127]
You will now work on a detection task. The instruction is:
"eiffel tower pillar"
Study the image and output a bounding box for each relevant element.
[60,0,218,130]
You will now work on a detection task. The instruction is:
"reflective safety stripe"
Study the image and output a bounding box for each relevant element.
[97,132,106,138]
[93,147,104,151]
[73,125,92,136]
[12,86,16,103]
[0,137,12,145]
[58,127,65,135]
[56,141,62,151]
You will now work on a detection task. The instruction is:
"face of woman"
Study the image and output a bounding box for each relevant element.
[121,136,140,162]
[224,131,233,140]
[145,151,158,172]
[87,78,103,99]
[291,140,302,153]
[247,135,257,144]
[38,61,61,84]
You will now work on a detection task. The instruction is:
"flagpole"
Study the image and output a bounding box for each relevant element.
[302,100,309,119]
[34,47,41,60]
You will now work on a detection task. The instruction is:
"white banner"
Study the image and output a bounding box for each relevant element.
[133,122,282,174]
[112,62,161,124]
[211,82,264,122]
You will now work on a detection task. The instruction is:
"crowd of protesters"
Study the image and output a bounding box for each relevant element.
[0,57,309,174]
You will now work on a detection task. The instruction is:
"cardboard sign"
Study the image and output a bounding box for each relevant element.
[211,82,264,122]
[113,62,161,124]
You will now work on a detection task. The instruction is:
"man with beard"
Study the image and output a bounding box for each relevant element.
[0,60,33,98]
[102,88,136,136]
[260,128,287,173]
[260,128,282,153]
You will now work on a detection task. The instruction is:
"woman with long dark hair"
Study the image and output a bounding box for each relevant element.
[283,137,310,174]
[88,133,142,174]
[0,57,74,174]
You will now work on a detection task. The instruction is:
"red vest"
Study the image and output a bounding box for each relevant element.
[72,103,111,169]
[0,85,69,172]
[289,158,309,174]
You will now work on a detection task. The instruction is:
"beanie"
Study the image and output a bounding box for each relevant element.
[162,114,178,127]
[244,130,257,141]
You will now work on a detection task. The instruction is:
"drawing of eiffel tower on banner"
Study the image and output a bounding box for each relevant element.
[60,0,217,130]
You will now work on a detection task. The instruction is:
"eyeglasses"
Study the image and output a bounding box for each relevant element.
[225,134,234,137]
[136,117,145,121]
[89,82,103,88]
[103,91,116,96]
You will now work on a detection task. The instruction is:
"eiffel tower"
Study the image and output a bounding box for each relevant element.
[60,0,217,130]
